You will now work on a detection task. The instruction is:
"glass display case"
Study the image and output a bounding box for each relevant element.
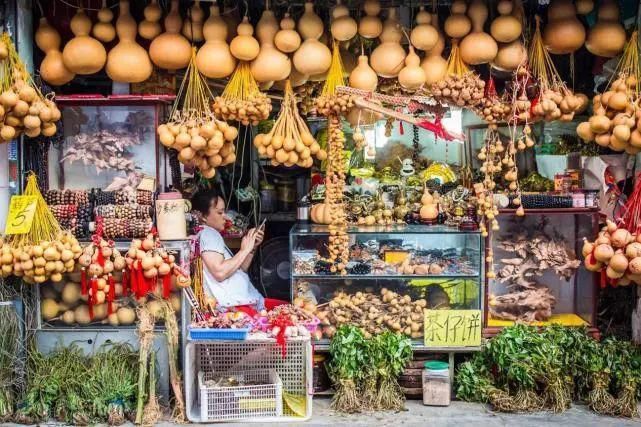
[484,208,599,337]
[290,223,484,348]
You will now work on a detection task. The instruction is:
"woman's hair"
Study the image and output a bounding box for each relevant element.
[191,188,225,216]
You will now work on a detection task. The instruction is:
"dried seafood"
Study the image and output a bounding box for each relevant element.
[62,130,140,173]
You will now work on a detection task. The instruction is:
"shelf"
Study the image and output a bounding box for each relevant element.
[292,274,480,280]
[261,211,297,222]
[291,223,481,235]
[312,339,481,352]
[498,207,599,214]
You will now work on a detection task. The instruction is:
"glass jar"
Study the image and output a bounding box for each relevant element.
[422,361,450,406]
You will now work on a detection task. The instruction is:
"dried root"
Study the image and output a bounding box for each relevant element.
[331,379,362,414]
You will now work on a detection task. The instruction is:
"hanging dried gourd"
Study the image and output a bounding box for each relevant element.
[213,61,272,125]
[93,0,116,43]
[196,4,236,79]
[421,10,447,86]
[576,31,640,154]
[529,17,582,122]
[444,0,472,39]
[585,0,626,58]
[359,0,383,39]
[182,0,205,42]
[149,0,191,71]
[430,40,485,109]
[460,0,498,65]
[1,174,82,284]
[62,8,107,75]
[479,77,511,128]
[330,0,357,42]
[106,0,153,84]
[294,2,331,77]
[158,50,239,179]
[35,17,75,86]
[138,0,162,40]
[274,13,301,53]
[410,6,438,52]
[543,0,585,55]
[0,32,61,141]
[253,80,324,167]
[251,3,291,83]
[230,16,260,61]
[315,44,353,275]
[370,8,406,78]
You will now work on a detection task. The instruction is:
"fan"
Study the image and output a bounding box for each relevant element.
[252,236,292,301]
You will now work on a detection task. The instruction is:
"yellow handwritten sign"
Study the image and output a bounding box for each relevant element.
[424,309,482,348]
[5,195,38,235]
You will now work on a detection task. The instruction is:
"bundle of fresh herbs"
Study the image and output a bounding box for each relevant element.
[456,325,641,418]
[328,326,413,413]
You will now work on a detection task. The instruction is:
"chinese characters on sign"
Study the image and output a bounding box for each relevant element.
[5,195,38,235]
[423,309,482,347]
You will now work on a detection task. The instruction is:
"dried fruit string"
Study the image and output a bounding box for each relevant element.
[213,61,271,125]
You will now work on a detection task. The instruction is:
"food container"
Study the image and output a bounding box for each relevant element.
[422,361,450,406]
[571,191,585,208]
[565,169,582,190]
[554,173,572,193]
[585,190,599,208]
[260,182,277,213]
[312,354,331,393]
[156,192,189,240]
[297,201,310,223]
[276,179,296,211]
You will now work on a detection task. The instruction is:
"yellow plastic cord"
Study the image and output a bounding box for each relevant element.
[321,42,346,97]
[446,40,469,76]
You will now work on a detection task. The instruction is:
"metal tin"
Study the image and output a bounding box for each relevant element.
[584,190,599,208]
[571,191,585,208]
[297,201,310,223]
[565,169,582,190]
[554,173,572,193]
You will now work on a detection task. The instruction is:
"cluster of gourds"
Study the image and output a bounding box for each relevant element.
[158,50,238,178]
[583,220,641,285]
[0,233,82,283]
[253,81,325,167]
[125,234,178,282]
[2,175,82,283]
[77,236,127,314]
[0,33,60,142]
[576,31,640,154]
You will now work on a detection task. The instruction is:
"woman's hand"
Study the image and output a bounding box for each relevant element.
[253,228,265,250]
[240,229,257,253]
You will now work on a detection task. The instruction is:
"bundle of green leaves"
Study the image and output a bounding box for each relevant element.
[328,325,369,413]
[455,325,641,418]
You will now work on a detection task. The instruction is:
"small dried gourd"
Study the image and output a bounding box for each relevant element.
[149,0,191,70]
[182,0,205,42]
[196,5,236,79]
[138,0,162,40]
[398,45,426,90]
[93,0,116,43]
[62,8,107,75]
[36,17,75,86]
[106,0,153,83]
[460,0,498,65]
[421,13,447,85]
[349,54,378,92]
[359,0,383,39]
[230,17,260,61]
[370,8,405,78]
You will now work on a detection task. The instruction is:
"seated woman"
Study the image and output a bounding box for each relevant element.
[191,189,284,316]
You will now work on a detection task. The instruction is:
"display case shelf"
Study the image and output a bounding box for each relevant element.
[292,274,480,279]
[292,223,481,235]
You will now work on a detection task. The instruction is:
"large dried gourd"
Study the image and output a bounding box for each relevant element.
[398,45,426,91]
[330,0,357,41]
[294,3,331,76]
[543,0,585,54]
[149,0,191,70]
[106,0,153,83]
[36,17,74,86]
[410,6,438,52]
[182,0,205,42]
[460,0,498,65]
[138,0,162,40]
[274,13,301,53]
[421,13,447,85]
[359,0,383,39]
[230,17,260,61]
[196,5,236,79]
[445,0,471,39]
[62,8,106,75]
[585,0,626,58]
[251,5,291,83]
[370,8,405,78]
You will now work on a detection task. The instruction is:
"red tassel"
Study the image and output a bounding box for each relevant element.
[89,277,98,320]
[162,274,171,299]
[136,267,146,298]
[399,121,404,135]
[81,268,88,295]
[600,269,607,289]
[96,248,105,267]
[107,275,115,315]
[122,269,129,297]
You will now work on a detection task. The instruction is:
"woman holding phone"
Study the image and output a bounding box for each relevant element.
[191,189,284,315]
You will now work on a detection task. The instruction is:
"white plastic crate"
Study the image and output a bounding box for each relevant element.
[198,369,283,422]
[185,338,313,423]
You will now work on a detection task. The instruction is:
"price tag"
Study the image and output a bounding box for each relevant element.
[5,195,38,235]
[423,309,482,348]
[137,176,156,192]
